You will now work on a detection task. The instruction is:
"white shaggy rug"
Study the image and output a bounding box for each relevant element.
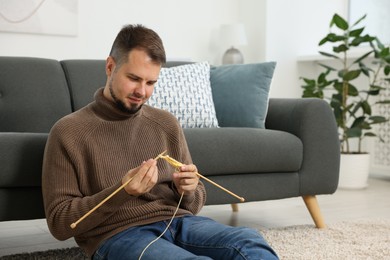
[260,218,390,260]
[1,219,389,259]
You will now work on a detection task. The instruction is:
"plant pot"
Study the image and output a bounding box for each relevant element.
[338,153,370,189]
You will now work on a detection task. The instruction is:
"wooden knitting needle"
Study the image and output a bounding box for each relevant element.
[70,151,167,229]
[161,155,245,202]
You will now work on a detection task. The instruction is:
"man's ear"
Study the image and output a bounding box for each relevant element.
[106,56,115,76]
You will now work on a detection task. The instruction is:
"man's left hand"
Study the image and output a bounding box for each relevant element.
[172,164,199,195]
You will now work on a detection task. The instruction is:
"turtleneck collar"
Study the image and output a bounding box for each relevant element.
[91,87,143,121]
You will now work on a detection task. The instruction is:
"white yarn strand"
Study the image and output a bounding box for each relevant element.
[138,192,184,260]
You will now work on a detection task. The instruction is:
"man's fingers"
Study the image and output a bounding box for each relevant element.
[179,164,197,173]
[123,159,158,196]
[132,159,156,181]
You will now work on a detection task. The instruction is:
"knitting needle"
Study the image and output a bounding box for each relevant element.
[161,155,245,202]
[70,150,167,229]
[198,173,245,202]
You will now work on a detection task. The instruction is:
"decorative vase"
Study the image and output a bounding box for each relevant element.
[338,153,370,189]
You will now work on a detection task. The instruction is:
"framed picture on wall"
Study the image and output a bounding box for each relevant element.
[0,0,78,36]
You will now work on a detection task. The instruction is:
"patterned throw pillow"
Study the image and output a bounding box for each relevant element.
[147,62,219,128]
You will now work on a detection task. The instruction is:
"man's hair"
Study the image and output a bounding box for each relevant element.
[109,24,166,67]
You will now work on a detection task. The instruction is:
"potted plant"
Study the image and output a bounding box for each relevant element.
[300,13,390,189]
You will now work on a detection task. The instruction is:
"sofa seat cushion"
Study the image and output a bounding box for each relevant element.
[184,127,302,176]
[0,133,48,188]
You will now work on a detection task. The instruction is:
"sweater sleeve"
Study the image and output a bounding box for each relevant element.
[42,124,131,241]
[173,124,207,215]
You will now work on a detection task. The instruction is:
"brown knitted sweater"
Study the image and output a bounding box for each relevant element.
[42,88,206,257]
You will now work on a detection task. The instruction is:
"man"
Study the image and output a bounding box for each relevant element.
[42,24,278,259]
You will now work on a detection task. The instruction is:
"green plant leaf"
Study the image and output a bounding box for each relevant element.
[302,89,323,99]
[333,44,349,53]
[366,89,380,95]
[317,70,332,84]
[343,70,361,81]
[319,36,328,46]
[370,84,386,91]
[337,70,346,79]
[369,116,388,124]
[360,85,383,96]
[330,94,343,125]
[319,63,337,71]
[332,14,349,30]
[346,103,355,111]
[364,35,376,42]
[350,37,365,46]
[302,77,316,86]
[346,127,362,138]
[358,62,372,76]
[350,27,364,37]
[348,83,359,96]
[364,132,377,137]
[385,65,390,75]
[379,46,390,57]
[376,100,390,104]
[333,81,343,93]
[362,122,371,129]
[319,33,346,45]
[362,100,372,115]
[323,79,336,89]
[319,51,341,60]
[353,51,373,64]
[334,109,343,126]
[330,93,342,104]
[351,14,367,27]
[350,102,362,115]
[351,35,376,46]
[351,116,365,128]
[375,37,385,50]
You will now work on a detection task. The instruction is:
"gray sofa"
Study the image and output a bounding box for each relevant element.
[0,56,340,228]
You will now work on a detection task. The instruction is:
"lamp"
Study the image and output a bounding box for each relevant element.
[220,23,247,64]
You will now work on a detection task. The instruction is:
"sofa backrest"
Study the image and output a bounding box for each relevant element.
[61,60,107,111]
[0,57,72,133]
[60,60,193,111]
[0,57,190,133]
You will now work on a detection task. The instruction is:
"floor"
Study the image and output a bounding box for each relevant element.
[0,175,389,257]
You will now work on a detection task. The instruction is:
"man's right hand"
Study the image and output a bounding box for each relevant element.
[122,159,158,196]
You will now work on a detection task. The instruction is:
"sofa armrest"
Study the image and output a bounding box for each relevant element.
[265,98,340,195]
[0,132,47,221]
[0,133,48,187]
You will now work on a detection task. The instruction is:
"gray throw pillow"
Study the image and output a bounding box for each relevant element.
[210,62,276,128]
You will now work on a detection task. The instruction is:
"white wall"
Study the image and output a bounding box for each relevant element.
[264,0,349,98]
[0,0,352,98]
[238,0,267,64]
[0,0,245,62]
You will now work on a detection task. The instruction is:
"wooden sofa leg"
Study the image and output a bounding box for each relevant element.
[231,203,239,212]
[302,195,326,229]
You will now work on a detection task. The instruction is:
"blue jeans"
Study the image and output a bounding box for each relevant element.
[93,215,278,260]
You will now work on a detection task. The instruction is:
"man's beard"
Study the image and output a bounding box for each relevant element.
[109,83,142,114]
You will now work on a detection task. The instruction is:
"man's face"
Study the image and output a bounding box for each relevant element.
[103,49,161,113]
